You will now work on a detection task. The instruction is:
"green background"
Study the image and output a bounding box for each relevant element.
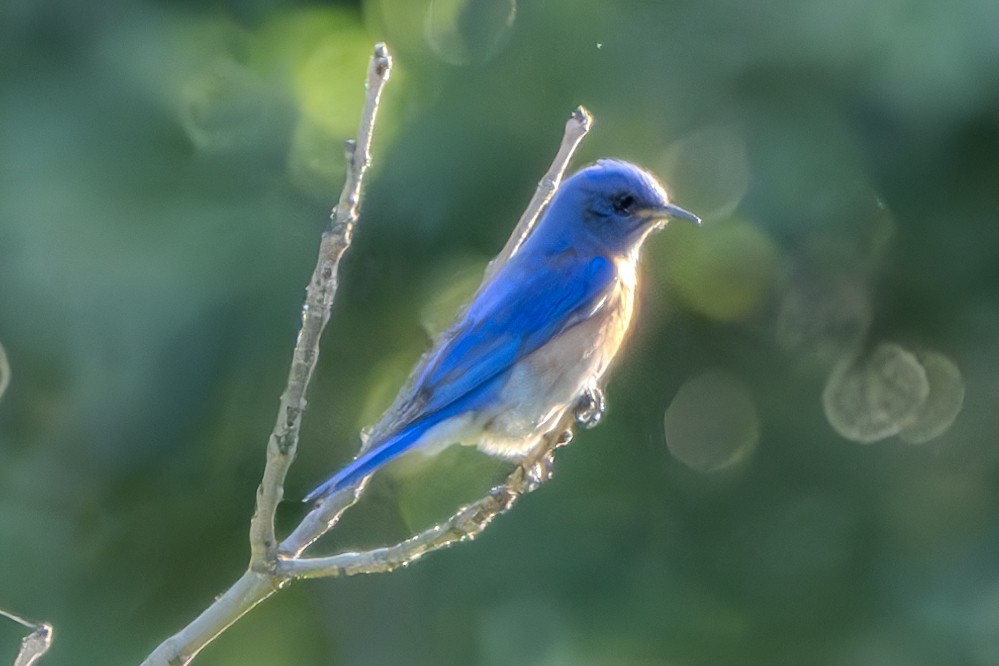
[2,0,998,664]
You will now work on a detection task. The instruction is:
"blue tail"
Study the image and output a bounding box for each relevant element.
[305,365,504,502]
[303,413,446,502]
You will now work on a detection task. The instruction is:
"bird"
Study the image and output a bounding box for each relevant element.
[305,159,699,502]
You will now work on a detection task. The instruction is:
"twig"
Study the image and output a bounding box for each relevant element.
[279,104,592,561]
[248,42,392,572]
[281,426,573,579]
[279,105,593,561]
[278,481,364,558]
[1,609,53,666]
[141,43,392,666]
[483,106,592,282]
[141,41,594,663]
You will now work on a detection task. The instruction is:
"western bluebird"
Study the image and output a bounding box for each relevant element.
[305,159,699,501]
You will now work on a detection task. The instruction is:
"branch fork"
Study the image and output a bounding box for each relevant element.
[141,42,594,666]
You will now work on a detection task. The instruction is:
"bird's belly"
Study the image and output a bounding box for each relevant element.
[476,291,633,457]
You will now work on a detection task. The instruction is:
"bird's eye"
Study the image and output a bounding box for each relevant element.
[612,193,636,215]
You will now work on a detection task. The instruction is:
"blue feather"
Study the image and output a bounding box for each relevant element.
[304,254,614,499]
[304,159,699,502]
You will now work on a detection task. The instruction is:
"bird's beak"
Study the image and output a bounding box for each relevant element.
[656,203,701,225]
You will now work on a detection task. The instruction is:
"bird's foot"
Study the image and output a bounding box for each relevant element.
[573,385,606,429]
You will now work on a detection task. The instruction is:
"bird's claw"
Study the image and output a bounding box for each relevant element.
[573,385,606,429]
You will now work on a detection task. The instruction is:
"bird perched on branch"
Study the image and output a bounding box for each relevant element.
[305,159,699,501]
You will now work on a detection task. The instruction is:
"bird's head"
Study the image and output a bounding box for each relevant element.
[535,159,700,256]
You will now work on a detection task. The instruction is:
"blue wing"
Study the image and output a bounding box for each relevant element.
[421,255,611,404]
[304,252,615,500]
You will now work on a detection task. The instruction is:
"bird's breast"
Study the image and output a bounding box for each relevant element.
[484,258,637,446]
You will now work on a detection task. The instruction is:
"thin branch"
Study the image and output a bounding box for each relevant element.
[139,572,279,666]
[141,43,595,664]
[141,43,392,666]
[483,106,592,282]
[247,42,393,572]
[277,105,593,565]
[1,610,53,666]
[278,482,365,558]
[281,426,573,579]
[13,627,52,666]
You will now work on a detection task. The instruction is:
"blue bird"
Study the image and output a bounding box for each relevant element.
[305,159,699,501]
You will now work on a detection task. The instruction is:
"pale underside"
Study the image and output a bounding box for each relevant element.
[410,255,637,460]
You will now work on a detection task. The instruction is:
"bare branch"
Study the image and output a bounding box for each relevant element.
[1,610,53,666]
[277,105,593,569]
[141,43,392,666]
[248,42,393,572]
[14,626,52,666]
[141,38,595,664]
[278,482,365,558]
[483,106,592,282]
[281,426,573,579]
[140,571,286,666]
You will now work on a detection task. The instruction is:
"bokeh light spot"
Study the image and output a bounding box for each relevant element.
[177,56,269,151]
[823,342,930,443]
[899,350,965,444]
[418,258,484,338]
[287,117,346,199]
[357,354,418,436]
[776,272,871,370]
[665,370,759,472]
[656,217,779,322]
[424,0,517,66]
[255,7,356,79]
[293,23,373,137]
[165,17,269,151]
[659,124,750,221]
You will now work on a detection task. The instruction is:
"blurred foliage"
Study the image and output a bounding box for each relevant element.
[1,0,998,664]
